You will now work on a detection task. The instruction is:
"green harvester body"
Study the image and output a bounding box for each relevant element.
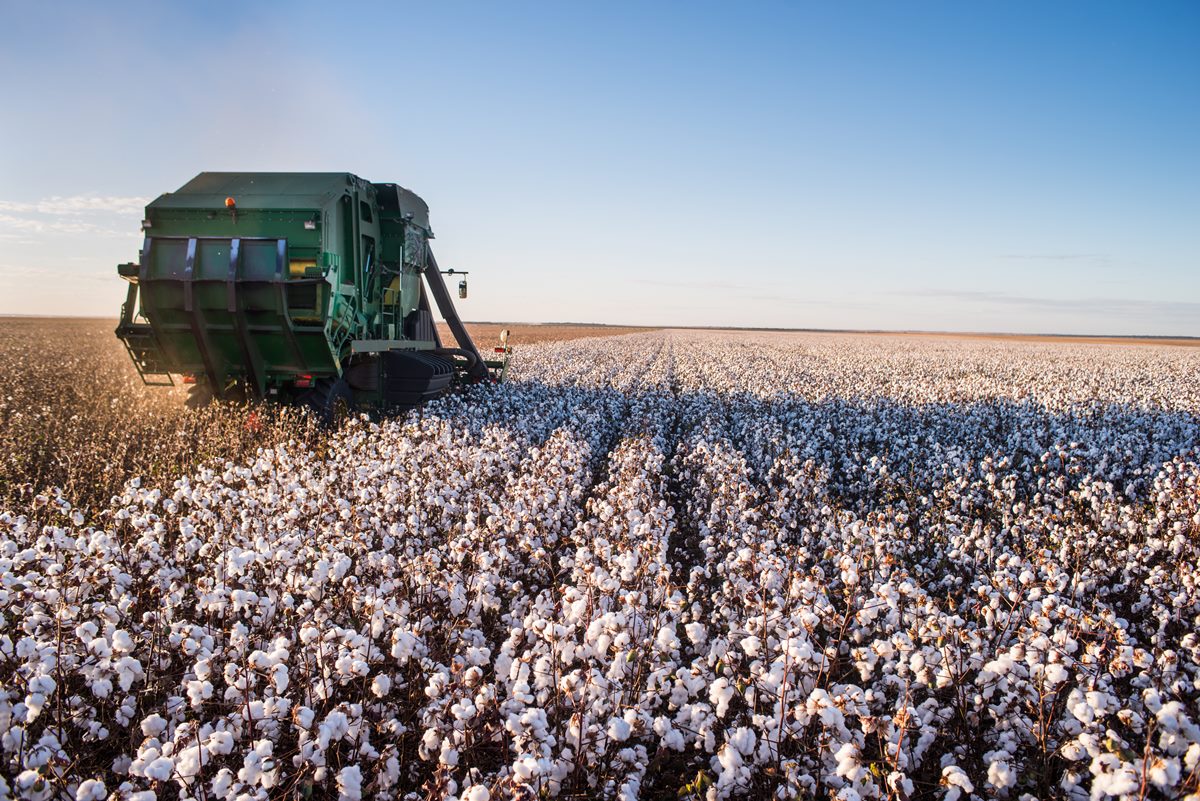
[116,172,507,417]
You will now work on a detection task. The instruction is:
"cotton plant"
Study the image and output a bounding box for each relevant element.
[1,331,1198,799]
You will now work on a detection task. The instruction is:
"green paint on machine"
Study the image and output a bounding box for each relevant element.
[115,172,509,421]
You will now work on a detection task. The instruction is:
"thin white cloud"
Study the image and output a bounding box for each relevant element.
[0,263,111,282]
[1000,252,1111,262]
[0,212,133,238]
[902,289,1199,321]
[0,195,148,239]
[635,278,760,292]
[0,195,149,215]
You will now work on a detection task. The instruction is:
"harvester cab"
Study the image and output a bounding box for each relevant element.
[115,172,509,420]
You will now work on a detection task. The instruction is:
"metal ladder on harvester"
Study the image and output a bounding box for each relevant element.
[116,266,175,386]
[117,323,175,387]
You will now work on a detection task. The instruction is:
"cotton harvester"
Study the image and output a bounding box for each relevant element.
[115,173,509,421]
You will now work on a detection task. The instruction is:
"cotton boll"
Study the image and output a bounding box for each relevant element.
[270,663,289,693]
[1088,753,1139,798]
[238,739,276,786]
[710,677,736,718]
[391,630,419,664]
[419,727,441,760]
[211,767,235,798]
[294,706,315,729]
[337,764,363,801]
[941,765,974,801]
[717,742,743,772]
[834,742,865,781]
[1061,740,1087,762]
[145,755,175,781]
[1146,756,1180,790]
[1044,662,1069,686]
[371,674,392,697]
[656,624,680,652]
[112,629,134,653]
[887,771,914,797]
[115,656,144,692]
[15,769,52,801]
[318,711,349,750]
[175,744,206,780]
[662,726,685,751]
[1185,743,1200,773]
[23,692,46,721]
[729,727,756,756]
[75,779,106,801]
[987,759,1016,790]
[140,713,167,738]
[463,785,490,801]
[74,621,98,643]
[513,755,539,781]
[207,730,235,756]
[607,717,632,742]
[186,679,213,707]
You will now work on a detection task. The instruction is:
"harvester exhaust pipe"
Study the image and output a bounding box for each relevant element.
[423,247,489,381]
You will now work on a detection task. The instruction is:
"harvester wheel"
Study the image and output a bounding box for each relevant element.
[300,378,355,427]
[185,380,248,409]
[185,382,215,409]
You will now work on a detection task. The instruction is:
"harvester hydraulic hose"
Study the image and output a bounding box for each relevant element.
[432,347,479,373]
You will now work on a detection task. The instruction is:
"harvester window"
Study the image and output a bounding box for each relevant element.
[359,200,373,223]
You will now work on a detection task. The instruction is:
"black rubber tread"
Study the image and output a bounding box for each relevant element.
[186,380,250,409]
[299,377,355,426]
[184,382,214,410]
[380,351,453,409]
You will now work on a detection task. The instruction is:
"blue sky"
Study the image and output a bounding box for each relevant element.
[1,1,1196,335]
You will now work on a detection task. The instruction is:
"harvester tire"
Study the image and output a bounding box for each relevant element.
[185,382,215,410]
[185,381,248,409]
[301,378,354,427]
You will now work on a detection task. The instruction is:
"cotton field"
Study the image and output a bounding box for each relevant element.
[2,330,1199,801]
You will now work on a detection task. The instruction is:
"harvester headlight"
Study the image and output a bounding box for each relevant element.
[303,219,317,230]
[141,219,152,229]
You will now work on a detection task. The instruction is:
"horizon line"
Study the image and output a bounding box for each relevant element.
[3,313,1197,343]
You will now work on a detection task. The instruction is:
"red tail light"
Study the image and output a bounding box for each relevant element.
[295,374,313,388]
[182,374,197,384]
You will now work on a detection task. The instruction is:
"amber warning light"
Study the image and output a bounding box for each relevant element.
[225,197,236,208]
